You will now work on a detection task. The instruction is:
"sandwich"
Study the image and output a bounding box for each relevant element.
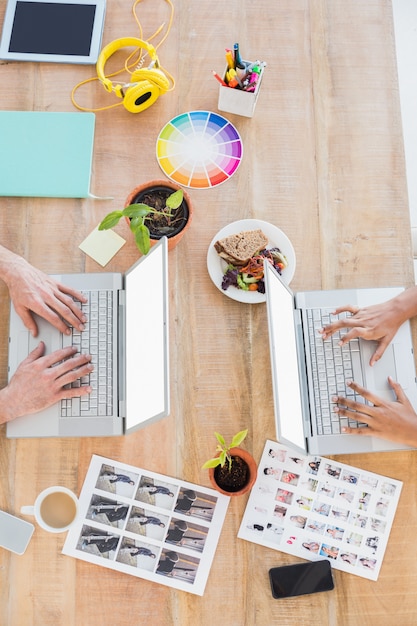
[214,229,269,266]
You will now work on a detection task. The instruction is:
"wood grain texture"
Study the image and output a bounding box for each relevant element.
[1,1,416,624]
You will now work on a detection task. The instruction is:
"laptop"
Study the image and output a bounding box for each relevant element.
[264,261,417,455]
[7,237,169,438]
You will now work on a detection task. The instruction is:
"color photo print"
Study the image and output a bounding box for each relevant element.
[62,455,230,595]
[238,440,402,581]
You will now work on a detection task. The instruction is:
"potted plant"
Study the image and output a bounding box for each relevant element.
[98,179,193,255]
[202,429,257,496]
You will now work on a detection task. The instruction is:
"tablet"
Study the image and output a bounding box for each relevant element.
[0,0,106,64]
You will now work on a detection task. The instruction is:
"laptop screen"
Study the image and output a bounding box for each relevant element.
[125,238,169,432]
[264,262,306,451]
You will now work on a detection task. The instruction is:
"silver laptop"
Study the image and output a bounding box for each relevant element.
[264,261,417,455]
[7,237,169,438]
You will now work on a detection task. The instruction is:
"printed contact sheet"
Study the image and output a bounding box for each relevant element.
[238,440,402,581]
[62,455,229,595]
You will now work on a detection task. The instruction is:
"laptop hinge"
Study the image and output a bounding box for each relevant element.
[295,308,314,438]
[118,288,126,307]
[118,288,126,420]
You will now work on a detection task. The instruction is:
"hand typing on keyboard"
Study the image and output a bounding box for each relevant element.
[60,289,114,418]
[0,343,93,424]
[333,379,417,448]
[0,245,93,425]
[0,245,87,338]
[308,308,365,435]
[318,288,417,366]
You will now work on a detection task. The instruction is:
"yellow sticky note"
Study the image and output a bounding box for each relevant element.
[79,226,126,267]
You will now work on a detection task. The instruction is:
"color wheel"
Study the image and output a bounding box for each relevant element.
[156,111,243,188]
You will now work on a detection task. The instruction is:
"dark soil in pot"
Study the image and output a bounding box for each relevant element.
[213,455,250,493]
[132,185,189,239]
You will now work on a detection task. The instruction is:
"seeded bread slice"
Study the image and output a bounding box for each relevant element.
[214,229,269,266]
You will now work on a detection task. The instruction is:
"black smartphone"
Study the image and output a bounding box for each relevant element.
[269,560,334,599]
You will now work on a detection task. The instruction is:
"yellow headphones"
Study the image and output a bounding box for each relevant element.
[96,37,170,113]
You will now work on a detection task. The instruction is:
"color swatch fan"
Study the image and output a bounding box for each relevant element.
[156,111,243,188]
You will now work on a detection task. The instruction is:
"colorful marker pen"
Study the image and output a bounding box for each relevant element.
[225,48,235,70]
[226,68,239,88]
[233,43,245,69]
[244,64,261,92]
[233,42,247,79]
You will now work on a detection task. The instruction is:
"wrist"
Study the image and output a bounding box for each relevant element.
[0,387,16,424]
[0,248,27,287]
[404,421,417,449]
[390,287,417,325]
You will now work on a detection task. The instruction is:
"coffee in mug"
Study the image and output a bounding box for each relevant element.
[21,486,78,533]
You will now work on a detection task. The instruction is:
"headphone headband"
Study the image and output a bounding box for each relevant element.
[96,37,159,93]
[95,36,170,113]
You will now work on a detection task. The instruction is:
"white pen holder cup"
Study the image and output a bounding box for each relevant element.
[218,62,265,118]
[21,486,78,533]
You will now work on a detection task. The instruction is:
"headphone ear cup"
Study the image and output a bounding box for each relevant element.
[131,68,170,93]
[122,80,161,113]
[123,68,170,113]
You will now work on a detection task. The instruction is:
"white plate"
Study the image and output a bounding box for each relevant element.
[207,219,296,303]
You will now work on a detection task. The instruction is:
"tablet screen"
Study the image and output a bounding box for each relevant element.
[10,2,96,56]
[0,0,106,64]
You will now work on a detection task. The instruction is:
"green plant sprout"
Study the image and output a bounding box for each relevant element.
[202,429,248,471]
[98,188,184,255]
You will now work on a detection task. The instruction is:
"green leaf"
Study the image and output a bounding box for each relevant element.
[201,457,222,470]
[129,216,141,231]
[215,432,226,448]
[123,203,151,219]
[219,451,227,467]
[134,223,151,255]
[166,189,183,210]
[98,211,123,230]
[230,429,248,448]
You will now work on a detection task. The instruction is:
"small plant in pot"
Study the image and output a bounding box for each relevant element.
[202,429,257,496]
[98,180,193,255]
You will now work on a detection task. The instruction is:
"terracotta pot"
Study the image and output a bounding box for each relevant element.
[124,179,193,252]
[208,448,257,497]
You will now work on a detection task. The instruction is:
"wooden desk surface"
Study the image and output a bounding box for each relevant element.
[1,1,416,624]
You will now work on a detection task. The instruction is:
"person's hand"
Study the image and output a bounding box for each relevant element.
[333,379,417,447]
[3,254,87,336]
[319,301,404,365]
[0,342,93,424]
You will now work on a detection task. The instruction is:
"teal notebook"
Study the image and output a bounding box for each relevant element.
[0,111,95,198]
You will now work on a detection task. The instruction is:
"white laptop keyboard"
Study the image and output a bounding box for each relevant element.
[60,290,114,418]
[307,308,368,435]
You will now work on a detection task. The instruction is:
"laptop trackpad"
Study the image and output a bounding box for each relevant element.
[28,315,61,355]
[28,332,57,355]
[12,328,57,378]
[363,343,396,396]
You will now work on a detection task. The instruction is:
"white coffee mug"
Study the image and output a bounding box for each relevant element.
[21,486,78,533]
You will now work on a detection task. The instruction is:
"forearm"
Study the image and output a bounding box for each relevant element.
[0,245,28,288]
[389,286,417,326]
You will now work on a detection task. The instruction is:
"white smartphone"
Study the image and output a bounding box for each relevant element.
[0,509,34,555]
